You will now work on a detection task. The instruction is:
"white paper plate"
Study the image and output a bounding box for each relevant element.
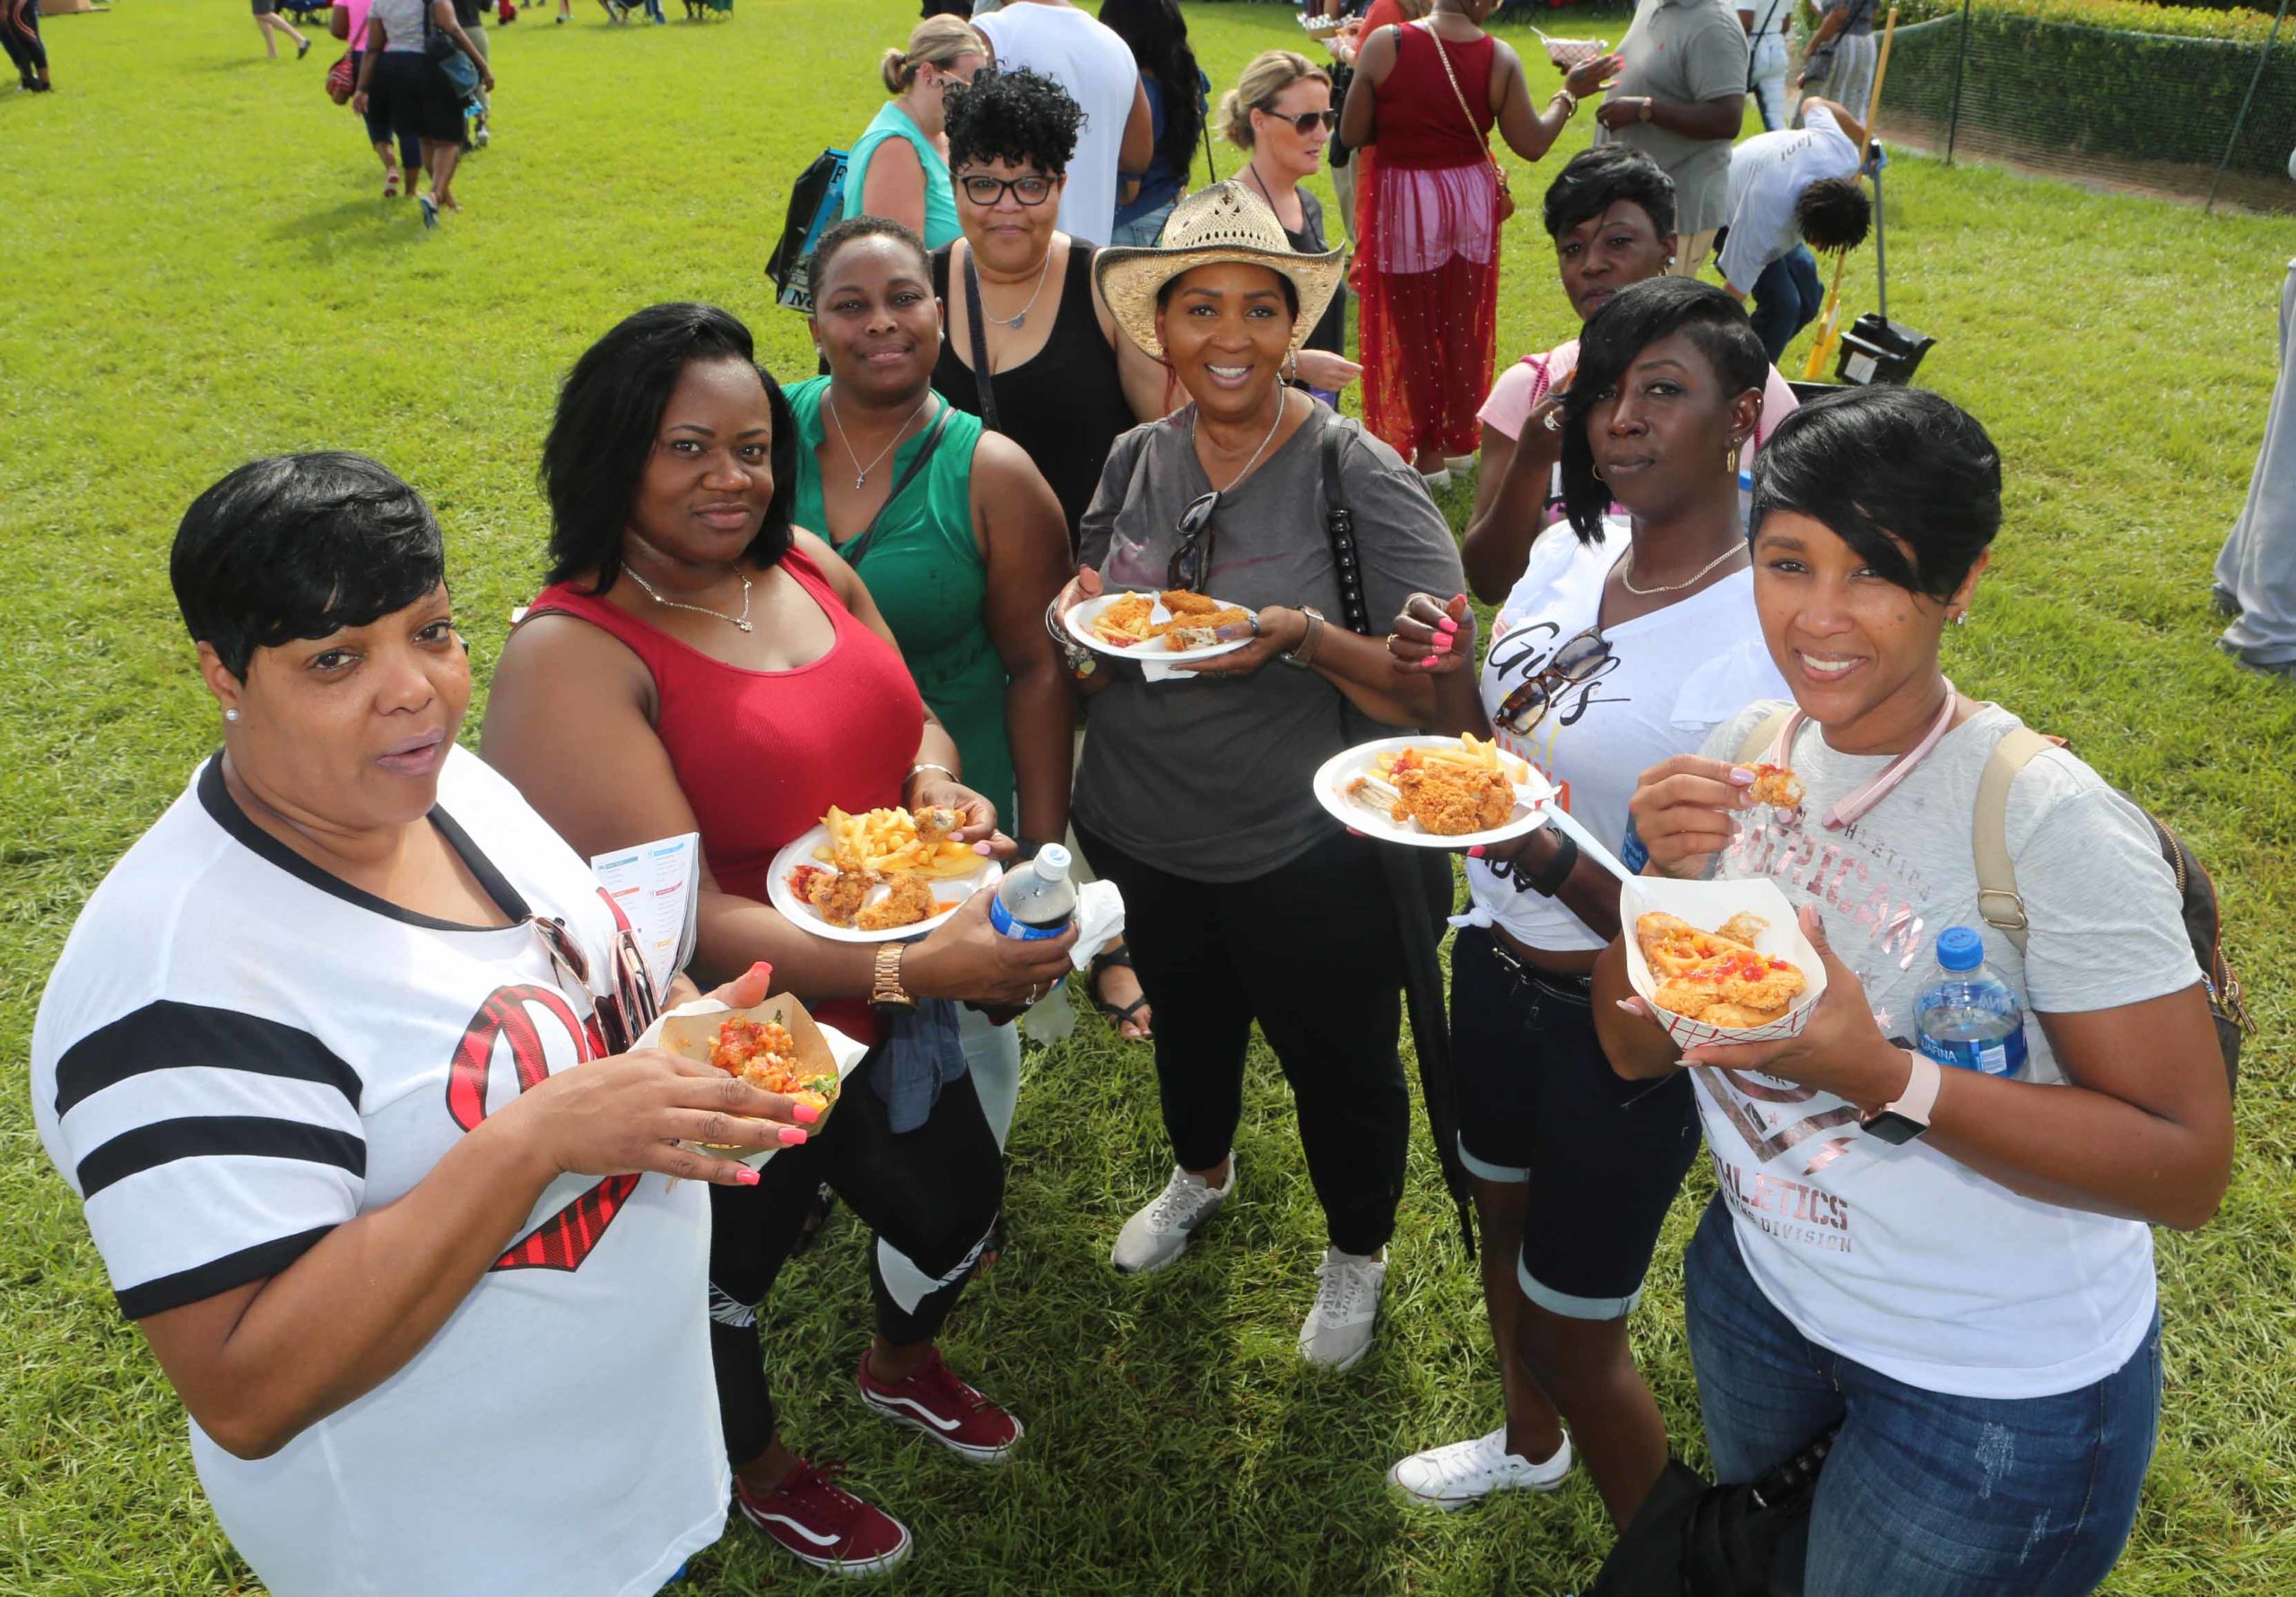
[767,823,997,944]
[1620,878,1826,1049]
[1311,735,1560,849]
[1064,591,1257,664]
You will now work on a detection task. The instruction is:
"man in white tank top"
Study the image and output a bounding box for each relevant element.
[974,0,1154,247]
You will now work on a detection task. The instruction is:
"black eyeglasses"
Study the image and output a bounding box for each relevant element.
[957,173,1057,208]
[1169,490,1220,592]
[1260,107,1340,135]
[1495,628,1612,736]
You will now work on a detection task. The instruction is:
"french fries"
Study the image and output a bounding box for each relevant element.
[1088,594,1160,647]
[1370,733,1532,788]
[813,806,983,881]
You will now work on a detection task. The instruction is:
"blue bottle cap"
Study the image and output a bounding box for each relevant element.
[1935,925,1984,971]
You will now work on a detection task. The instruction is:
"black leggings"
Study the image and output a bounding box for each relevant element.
[707,1063,1003,1467]
[1074,823,1429,1257]
[3,0,45,78]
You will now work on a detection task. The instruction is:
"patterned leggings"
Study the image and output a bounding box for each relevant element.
[3,0,46,80]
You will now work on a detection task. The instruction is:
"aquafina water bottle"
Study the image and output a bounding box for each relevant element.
[1913,926,2027,1078]
[989,844,1076,939]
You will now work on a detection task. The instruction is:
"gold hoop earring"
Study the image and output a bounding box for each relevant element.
[1590,464,1606,484]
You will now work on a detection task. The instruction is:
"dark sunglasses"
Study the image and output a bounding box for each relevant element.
[1261,107,1341,135]
[957,173,1057,208]
[1494,628,1611,736]
[526,914,661,1056]
[1169,490,1220,592]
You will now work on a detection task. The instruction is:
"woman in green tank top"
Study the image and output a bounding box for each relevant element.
[794,215,1074,1145]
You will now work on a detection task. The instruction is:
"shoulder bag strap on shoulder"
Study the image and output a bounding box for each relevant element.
[1973,723,2054,952]
[1318,421,1370,634]
[1735,705,1798,767]
[961,246,1000,434]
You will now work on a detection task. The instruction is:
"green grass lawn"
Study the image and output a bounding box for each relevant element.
[4,1,2293,1592]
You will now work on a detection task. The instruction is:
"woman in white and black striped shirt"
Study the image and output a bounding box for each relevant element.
[30,453,804,1597]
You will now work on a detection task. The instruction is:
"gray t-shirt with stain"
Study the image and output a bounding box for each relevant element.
[1074,404,1466,881]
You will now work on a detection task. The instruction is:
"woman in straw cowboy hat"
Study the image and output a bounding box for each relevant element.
[1047,181,1465,1373]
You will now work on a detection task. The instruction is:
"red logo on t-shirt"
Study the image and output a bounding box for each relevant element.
[448,984,635,1273]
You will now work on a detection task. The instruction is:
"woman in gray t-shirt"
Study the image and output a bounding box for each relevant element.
[1054,183,1465,1373]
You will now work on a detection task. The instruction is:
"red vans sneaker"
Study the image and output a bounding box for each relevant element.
[732,1461,910,1577]
[855,1348,1023,1463]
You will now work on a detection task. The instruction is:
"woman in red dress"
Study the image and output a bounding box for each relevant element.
[1340,0,1608,482]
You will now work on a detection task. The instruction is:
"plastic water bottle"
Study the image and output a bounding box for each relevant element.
[988,844,1076,940]
[1738,466,1756,535]
[1914,926,2028,1078]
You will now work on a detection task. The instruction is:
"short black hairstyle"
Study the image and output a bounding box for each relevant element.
[1542,145,1676,245]
[1795,176,1871,255]
[172,452,447,681]
[945,65,1082,178]
[1752,386,2002,601]
[1558,277,1770,542]
[810,213,932,296]
[540,303,796,594]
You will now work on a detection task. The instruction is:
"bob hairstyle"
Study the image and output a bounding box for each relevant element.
[1100,0,1205,172]
[1557,277,1770,542]
[1542,144,1677,246]
[1216,48,1329,151]
[1751,386,2002,601]
[809,213,933,299]
[944,65,1083,178]
[881,15,986,95]
[172,452,448,682]
[540,303,796,594]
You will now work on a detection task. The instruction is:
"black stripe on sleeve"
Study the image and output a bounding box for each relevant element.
[53,1002,363,1119]
[76,1116,366,1201]
[113,1225,338,1321]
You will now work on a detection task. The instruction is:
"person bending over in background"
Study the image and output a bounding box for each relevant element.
[1714,95,1871,361]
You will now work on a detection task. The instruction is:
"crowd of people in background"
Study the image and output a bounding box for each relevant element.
[21,0,2279,1594]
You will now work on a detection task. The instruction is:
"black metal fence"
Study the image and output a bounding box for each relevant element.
[1857,2,2295,213]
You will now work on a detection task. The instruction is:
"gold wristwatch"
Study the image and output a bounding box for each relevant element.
[871,942,917,1011]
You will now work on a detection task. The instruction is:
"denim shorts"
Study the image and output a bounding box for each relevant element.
[1447,925,1700,1320]
[1684,1198,2161,1595]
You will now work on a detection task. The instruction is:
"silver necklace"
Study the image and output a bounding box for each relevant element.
[977,245,1053,331]
[1199,391,1289,492]
[626,565,754,632]
[826,390,934,490]
[1618,538,1749,596]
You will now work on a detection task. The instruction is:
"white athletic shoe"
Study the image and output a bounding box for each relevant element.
[1110,1161,1234,1274]
[1298,1246,1386,1371]
[1388,1427,1574,1510]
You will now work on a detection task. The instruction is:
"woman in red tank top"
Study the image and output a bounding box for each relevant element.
[482,304,1075,1578]
[1339,0,1609,476]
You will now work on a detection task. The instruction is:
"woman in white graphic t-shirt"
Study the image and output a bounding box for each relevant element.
[1601,387,2232,1594]
[30,454,809,1597]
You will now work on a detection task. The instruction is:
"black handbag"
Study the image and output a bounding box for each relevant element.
[1315,420,1475,1256]
[1587,1428,1835,1597]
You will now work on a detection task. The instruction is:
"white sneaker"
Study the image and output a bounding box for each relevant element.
[1389,1427,1574,1510]
[1298,1246,1386,1370]
[1110,1161,1233,1274]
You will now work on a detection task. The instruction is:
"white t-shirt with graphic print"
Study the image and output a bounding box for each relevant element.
[1465,523,1787,950]
[30,748,727,1597]
[1691,702,2202,1400]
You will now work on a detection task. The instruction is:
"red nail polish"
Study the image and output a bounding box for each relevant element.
[791,1100,821,1124]
[1467,845,1486,858]
[745,960,773,985]
[778,1126,809,1146]
[736,1167,761,1185]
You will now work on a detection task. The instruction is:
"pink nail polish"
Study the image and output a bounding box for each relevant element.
[1467,845,1486,858]
[1435,617,1459,634]
[791,1100,821,1125]
[745,960,772,985]
[778,1126,809,1146]
[736,1167,761,1185]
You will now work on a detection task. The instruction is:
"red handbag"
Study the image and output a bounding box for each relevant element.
[326,52,355,103]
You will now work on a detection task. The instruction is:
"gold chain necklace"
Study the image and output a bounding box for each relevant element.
[626,566,754,632]
[1618,539,1749,596]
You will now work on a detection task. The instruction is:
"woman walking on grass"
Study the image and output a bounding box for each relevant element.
[352,0,491,226]
[252,0,312,60]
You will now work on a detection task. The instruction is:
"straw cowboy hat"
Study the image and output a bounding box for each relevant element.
[1094,181,1346,362]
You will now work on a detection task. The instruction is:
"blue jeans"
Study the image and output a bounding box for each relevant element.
[1748,245,1824,363]
[1110,201,1177,248]
[1685,1199,2161,1596]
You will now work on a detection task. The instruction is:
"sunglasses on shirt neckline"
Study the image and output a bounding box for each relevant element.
[1493,627,1612,736]
[524,914,662,1057]
[1169,490,1222,593]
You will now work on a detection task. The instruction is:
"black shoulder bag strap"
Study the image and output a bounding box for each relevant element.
[1318,421,1477,1260]
[837,403,953,571]
[961,246,1001,434]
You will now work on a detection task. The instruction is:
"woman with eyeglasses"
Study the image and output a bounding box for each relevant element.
[1217,48,1362,404]
[482,305,1075,1577]
[1379,277,1787,1527]
[29,453,809,1596]
[1048,182,1465,1374]
[932,65,1171,1039]
[845,14,988,250]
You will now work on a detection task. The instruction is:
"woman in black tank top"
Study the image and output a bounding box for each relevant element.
[936,68,1170,551]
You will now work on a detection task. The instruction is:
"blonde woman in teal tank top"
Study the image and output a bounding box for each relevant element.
[846,16,987,250]
[797,214,1074,1145]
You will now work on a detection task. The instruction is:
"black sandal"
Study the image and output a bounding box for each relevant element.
[1088,942,1152,1041]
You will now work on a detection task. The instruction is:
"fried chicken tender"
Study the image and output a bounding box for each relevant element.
[912,806,963,845]
[855,872,936,933]
[1161,606,1251,649]
[1160,589,1224,616]
[1749,763,1805,810]
[1716,912,1770,948]
[1390,758,1515,836]
[805,867,874,928]
[1636,911,1807,1027]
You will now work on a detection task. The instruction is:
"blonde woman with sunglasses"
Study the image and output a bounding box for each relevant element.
[1379,276,1786,1527]
[844,14,989,248]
